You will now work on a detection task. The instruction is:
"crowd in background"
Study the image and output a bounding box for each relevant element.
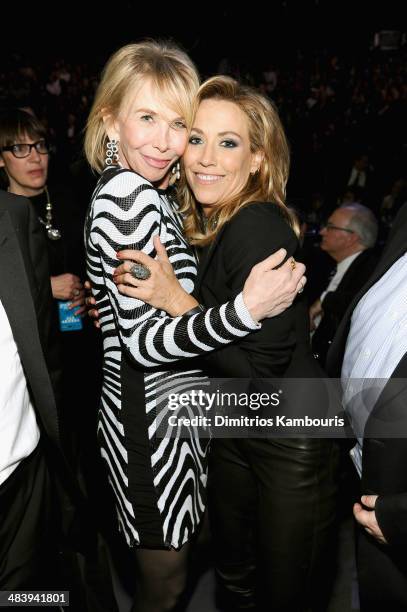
[1,44,405,230]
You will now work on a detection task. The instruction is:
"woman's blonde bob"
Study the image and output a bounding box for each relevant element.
[178,75,298,245]
[84,40,200,173]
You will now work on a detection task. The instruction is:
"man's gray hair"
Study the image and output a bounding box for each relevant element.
[341,203,378,248]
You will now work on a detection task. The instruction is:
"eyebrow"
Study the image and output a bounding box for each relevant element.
[191,127,242,139]
[136,108,158,115]
[135,108,185,121]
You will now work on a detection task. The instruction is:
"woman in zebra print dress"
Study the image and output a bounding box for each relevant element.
[114,77,339,611]
[84,42,305,611]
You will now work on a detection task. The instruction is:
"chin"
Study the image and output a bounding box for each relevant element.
[28,181,46,191]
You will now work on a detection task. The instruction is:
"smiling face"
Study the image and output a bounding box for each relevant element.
[183,99,262,216]
[0,132,48,197]
[107,78,189,188]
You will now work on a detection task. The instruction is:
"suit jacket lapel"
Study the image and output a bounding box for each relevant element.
[0,210,38,342]
[373,352,407,420]
[0,209,59,443]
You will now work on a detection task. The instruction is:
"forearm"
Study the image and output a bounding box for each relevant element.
[114,289,259,368]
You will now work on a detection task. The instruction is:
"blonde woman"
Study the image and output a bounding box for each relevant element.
[84,44,305,611]
[114,76,338,611]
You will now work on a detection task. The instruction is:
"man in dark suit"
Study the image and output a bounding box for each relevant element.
[327,202,407,610]
[0,190,80,589]
[310,203,378,366]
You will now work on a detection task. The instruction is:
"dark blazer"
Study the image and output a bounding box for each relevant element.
[0,191,62,440]
[312,249,378,366]
[0,190,84,545]
[195,202,324,383]
[327,202,407,550]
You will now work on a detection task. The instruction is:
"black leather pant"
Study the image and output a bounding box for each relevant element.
[208,437,339,611]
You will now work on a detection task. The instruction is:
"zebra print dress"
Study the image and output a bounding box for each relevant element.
[85,166,260,549]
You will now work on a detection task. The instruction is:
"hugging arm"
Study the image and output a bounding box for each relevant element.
[88,171,261,369]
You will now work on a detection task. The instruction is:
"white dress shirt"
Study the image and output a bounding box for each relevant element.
[341,253,407,475]
[0,299,40,486]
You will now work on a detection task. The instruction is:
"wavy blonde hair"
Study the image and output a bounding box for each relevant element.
[84,40,200,173]
[178,76,298,245]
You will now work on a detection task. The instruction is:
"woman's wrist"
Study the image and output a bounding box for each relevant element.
[166,290,200,317]
[236,292,262,328]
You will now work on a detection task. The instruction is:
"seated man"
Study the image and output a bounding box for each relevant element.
[310,203,378,366]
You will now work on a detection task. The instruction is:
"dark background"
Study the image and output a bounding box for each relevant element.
[2,1,403,74]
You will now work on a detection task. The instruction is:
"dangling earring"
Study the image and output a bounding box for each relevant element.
[172,161,181,180]
[105,138,119,166]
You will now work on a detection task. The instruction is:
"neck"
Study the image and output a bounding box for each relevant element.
[8,183,45,198]
[335,246,365,263]
[155,173,171,190]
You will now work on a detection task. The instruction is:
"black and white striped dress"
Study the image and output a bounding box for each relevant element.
[85,167,260,549]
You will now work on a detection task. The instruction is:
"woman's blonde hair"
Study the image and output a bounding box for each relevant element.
[84,40,200,173]
[178,76,298,245]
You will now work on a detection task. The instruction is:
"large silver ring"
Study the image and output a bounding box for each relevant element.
[130,263,151,281]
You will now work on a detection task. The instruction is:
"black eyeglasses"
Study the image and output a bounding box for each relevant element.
[1,139,49,158]
[322,222,355,234]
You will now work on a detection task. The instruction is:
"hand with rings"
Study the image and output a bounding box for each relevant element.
[113,236,194,316]
[242,249,307,321]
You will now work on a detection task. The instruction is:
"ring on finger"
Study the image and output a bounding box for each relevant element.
[130,263,151,281]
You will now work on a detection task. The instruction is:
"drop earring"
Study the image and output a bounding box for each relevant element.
[105,138,119,166]
[172,162,181,180]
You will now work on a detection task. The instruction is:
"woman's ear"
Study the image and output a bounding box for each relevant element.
[250,150,264,175]
[102,111,119,141]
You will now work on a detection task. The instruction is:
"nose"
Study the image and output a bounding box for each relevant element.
[27,146,42,162]
[152,123,170,153]
[197,142,216,167]
[319,226,326,236]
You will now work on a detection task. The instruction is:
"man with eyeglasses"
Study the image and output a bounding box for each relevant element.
[309,204,378,366]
